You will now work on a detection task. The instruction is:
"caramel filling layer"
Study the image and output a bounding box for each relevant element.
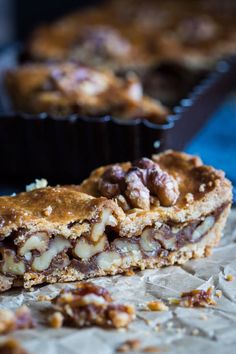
[0,204,226,278]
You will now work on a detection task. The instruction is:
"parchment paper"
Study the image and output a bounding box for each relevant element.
[1,209,236,354]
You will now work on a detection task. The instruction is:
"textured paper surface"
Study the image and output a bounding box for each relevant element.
[0,209,236,354]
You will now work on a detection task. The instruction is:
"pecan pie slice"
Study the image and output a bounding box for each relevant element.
[0,187,125,291]
[79,150,232,273]
[5,62,168,123]
[0,152,231,292]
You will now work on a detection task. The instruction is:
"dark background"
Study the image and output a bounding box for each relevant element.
[0,0,103,46]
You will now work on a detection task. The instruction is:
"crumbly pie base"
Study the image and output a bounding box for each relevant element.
[0,151,232,292]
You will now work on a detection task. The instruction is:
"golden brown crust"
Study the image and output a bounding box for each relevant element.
[79,150,232,236]
[25,0,236,69]
[0,186,124,238]
[5,62,168,123]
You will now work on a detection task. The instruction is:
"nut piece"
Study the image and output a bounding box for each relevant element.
[125,169,150,210]
[97,251,122,271]
[147,168,179,207]
[0,338,29,354]
[48,312,64,329]
[51,282,135,329]
[26,178,48,192]
[147,300,169,311]
[18,232,49,259]
[73,235,107,260]
[0,274,14,292]
[98,165,125,198]
[32,236,71,271]
[225,274,234,282]
[0,305,35,334]
[116,339,141,353]
[140,228,160,254]
[90,208,117,242]
[191,216,215,242]
[178,287,216,307]
[97,157,179,210]
[0,249,25,276]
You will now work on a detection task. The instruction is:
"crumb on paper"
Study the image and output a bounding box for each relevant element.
[225,274,234,282]
[37,295,52,302]
[26,178,48,192]
[166,321,173,329]
[0,338,29,354]
[147,300,169,312]
[0,305,35,334]
[200,314,208,320]
[169,287,216,308]
[124,269,135,276]
[191,328,200,336]
[51,282,135,329]
[215,290,222,298]
[49,312,64,329]
[142,346,162,353]
[116,339,141,352]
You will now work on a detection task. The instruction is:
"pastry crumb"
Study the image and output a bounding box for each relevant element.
[43,205,53,216]
[225,274,234,281]
[0,338,29,354]
[124,269,135,276]
[116,339,141,352]
[184,193,194,203]
[215,290,222,298]
[142,346,162,353]
[26,178,48,192]
[0,305,35,334]
[49,312,64,329]
[51,282,135,329]
[200,314,208,320]
[191,328,200,336]
[37,295,52,302]
[147,300,169,311]
[170,287,216,308]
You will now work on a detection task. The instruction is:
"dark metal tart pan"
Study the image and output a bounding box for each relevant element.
[0,46,235,184]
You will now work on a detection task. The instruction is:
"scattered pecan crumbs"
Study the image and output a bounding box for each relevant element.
[48,312,64,329]
[0,306,35,334]
[116,341,161,353]
[169,287,216,308]
[191,328,200,336]
[0,338,29,354]
[50,282,135,329]
[116,339,141,352]
[225,274,234,281]
[98,158,179,210]
[147,300,169,312]
[124,269,135,276]
[142,346,162,353]
[215,290,222,298]
[37,295,52,302]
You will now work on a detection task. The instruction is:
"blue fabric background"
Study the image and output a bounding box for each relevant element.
[186,94,236,203]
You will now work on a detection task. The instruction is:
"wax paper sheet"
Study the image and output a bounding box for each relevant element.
[1,209,236,354]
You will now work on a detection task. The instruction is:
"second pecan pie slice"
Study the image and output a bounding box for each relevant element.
[79,150,232,273]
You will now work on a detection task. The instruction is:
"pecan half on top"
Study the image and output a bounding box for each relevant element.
[98,158,179,210]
